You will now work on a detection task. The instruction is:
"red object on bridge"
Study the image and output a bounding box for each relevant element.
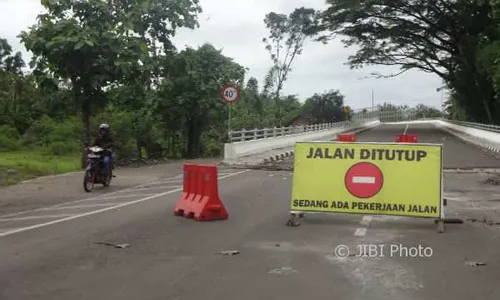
[174,163,228,221]
[395,134,418,143]
[337,134,356,142]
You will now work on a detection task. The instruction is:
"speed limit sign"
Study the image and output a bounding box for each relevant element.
[221,84,240,103]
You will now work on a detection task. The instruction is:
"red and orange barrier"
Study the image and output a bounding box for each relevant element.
[337,134,356,142]
[174,163,228,221]
[395,134,418,143]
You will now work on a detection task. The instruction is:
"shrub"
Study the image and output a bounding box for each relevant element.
[22,115,80,149]
[45,141,79,156]
[204,138,222,157]
[0,126,21,151]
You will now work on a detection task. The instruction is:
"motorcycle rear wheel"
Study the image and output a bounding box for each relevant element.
[83,170,95,192]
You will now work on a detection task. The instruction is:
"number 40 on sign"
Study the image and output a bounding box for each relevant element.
[221,84,240,103]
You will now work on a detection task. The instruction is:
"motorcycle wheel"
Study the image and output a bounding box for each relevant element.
[83,170,95,192]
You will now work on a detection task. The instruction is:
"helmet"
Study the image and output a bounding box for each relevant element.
[99,123,110,132]
[99,123,110,130]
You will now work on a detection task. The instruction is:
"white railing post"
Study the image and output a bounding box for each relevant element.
[253,128,258,140]
[240,129,246,142]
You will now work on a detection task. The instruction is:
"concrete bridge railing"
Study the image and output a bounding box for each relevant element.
[223,111,500,164]
[223,118,380,163]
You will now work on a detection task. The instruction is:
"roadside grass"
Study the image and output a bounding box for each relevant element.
[0,150,81,186]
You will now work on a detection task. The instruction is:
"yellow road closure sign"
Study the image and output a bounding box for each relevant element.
[290,142,443,218]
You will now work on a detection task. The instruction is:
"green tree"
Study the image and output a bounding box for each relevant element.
[414,104,442,119]
[478,0,500,102]
[262,7,319,126]
[0,38,39,134]
[20,0,202,165]
[157,44,246,158]
[229,77,266,130]
[244,77,264,118]
[20,0,143,165]
[113,0,202,158]
[280,94,302,124]
[301,90,346,123]
[0,38,24,74]
[443,91,468,121]
[310,0,499,124]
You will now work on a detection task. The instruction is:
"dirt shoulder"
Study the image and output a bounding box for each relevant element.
[0,158,221,216]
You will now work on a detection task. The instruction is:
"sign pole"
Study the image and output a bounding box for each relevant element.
[220,83,240,143]
[228,103,232,143]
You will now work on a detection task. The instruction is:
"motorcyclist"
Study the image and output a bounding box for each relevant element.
[92,123,114,179]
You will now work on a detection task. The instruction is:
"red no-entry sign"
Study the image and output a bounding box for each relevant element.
[344,162,384,198]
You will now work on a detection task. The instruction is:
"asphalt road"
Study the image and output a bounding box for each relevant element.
[354,122,500,168]
[1,122,500,300]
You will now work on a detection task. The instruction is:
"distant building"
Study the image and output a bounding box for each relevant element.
[287,112,315,127]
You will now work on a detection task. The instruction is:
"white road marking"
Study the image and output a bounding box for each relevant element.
[97,193,158,200]
[0,172,235,219]
[353,216,372,236]
[352,176,376,184]
[359,216,373,227]
[403,124,409,134]
[0,178,168,219]
[129,185,180,192]
[38,203,121,211]
[0,170,249,237]
[0,227,22,233]
[354,228,367,236]
[19,171,83,184]
[158,179,183,184]
[0,214,75,222]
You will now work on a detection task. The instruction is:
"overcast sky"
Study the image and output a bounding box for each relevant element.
[0,0,444,110]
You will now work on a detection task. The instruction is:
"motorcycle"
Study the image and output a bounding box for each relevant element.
[83,146,113,192]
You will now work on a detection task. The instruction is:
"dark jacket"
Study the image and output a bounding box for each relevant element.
[93,134,114,150]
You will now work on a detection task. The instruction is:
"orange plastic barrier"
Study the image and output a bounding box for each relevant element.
[395,134,418,143]
[174,163,228,221]
[337,134,356,142]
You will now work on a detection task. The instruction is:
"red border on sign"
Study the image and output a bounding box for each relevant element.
[220,84,240,103]
[344,162,384,199]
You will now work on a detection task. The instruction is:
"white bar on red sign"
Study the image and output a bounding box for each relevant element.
[352,176,376,184]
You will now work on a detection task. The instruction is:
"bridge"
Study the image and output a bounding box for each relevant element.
[224,110,500,167]
[2,111,500,299]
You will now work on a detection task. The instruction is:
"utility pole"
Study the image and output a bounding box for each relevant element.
[440,89,444,111]
[371,89,374,110]
[436,86,445,114]
[371,89,375,118]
